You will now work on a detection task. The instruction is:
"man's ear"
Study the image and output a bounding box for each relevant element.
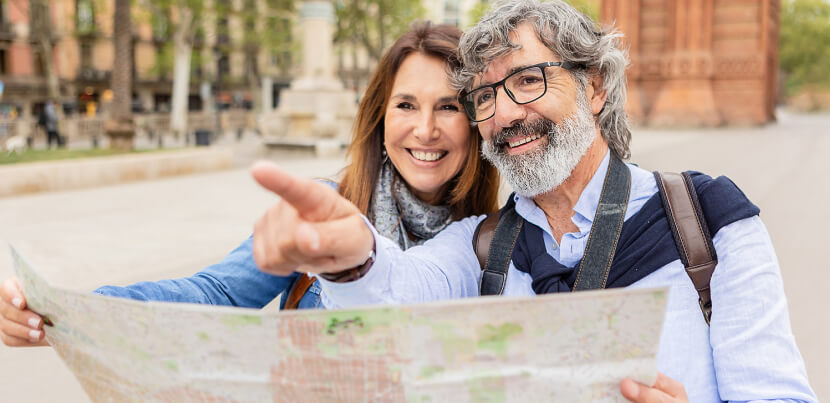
[585,74,607,116]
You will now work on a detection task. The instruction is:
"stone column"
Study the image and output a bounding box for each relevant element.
[261,76,274,111]
[601,0,645,122]
[292,1,341,91]
[647,0,722,127]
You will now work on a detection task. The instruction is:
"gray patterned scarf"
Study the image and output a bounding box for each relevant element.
[369,161,454,250]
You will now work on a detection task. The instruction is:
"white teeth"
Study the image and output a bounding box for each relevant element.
[411,150,445,162]
[507,134,541,148]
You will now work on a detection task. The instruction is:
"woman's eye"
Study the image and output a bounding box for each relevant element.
[396,102,415,110]
[440,104,460,112]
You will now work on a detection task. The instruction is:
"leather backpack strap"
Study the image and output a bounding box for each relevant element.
[654,171,718,325]
[472,213,500,270]
[479,207,524,296]
[283,273,316,310]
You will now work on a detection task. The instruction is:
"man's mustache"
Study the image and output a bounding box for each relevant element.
[492,119,555,147]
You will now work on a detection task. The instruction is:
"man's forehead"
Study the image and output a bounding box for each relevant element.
[474,33,560,86]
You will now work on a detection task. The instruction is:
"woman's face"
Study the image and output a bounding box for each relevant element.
[384,53,471,204]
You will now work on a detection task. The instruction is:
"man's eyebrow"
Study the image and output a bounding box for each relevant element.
[506,64,533,76]
[477,64,534,87]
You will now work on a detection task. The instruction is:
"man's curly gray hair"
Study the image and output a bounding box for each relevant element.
[453,0,631,159]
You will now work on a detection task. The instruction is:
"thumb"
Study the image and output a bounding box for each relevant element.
[250,161,347,221]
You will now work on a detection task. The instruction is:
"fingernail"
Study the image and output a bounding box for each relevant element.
[28,329,41,342]
[628,380,640,396]
[11,297,22,309]
[28,317,41,329]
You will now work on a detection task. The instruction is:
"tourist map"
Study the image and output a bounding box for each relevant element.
[12,245,668,402]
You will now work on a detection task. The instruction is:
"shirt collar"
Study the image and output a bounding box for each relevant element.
[514,149,611,234]
[572,150,611,224]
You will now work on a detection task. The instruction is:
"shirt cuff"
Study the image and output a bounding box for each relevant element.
[314,215,395,308]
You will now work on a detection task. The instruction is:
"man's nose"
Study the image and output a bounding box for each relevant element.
[493,87,527,129]
[413,110,438,142]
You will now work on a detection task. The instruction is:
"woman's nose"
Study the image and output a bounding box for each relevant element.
[412,111,439,142]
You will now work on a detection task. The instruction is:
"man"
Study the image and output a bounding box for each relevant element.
[249,1,816,401]
[39,100,61,149]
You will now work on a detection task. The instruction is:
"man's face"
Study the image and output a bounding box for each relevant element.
[473,23,601,197]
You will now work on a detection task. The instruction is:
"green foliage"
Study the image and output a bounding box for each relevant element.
[467,0,599,28]
[0,148,164,165]
[780,0,830,94]
[334,0,426,61]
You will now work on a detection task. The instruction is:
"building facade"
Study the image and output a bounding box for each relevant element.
[601,0,780,126]
[0,0,293,137]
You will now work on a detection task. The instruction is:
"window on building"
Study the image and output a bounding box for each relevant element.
[76,0,96,35]
[0,0,7,26]
[33,50,45,76]
[217,17,230,46]
[443,0,460,27]
[217,54,230,78]
[266,16,292,73]
[152,12,170,41]
[80,41,92,69]
[0,48,6,75]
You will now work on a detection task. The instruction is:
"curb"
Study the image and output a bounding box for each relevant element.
[0,148,234,198]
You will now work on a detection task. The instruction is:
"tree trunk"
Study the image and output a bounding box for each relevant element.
[106,0,135,150]
[170,4,194,139]
[30,0,60,101]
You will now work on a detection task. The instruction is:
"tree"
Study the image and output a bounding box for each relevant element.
[28,0,60,102]
[334,0,425,63]
[141,0,294,138]
[105,0,135,150]
[780,0,830,95]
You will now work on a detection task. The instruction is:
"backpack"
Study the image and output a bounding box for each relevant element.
[472,171,717,325]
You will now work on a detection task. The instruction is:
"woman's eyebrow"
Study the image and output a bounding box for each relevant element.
[390,93,416,101]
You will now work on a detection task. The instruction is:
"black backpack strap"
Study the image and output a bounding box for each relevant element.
[472,195,523,296]
[654,171,717,325]
[572,153,631,291]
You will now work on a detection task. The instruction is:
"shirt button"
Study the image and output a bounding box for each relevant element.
[551,243,559,250]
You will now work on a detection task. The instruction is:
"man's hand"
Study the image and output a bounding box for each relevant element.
[0,277,49,347]
[620,372,689,402]
[250,161,374,276]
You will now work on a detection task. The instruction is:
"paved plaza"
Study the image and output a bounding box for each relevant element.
[0,110,828,401]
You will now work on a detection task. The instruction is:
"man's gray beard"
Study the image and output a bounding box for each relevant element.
[481,96,597,198]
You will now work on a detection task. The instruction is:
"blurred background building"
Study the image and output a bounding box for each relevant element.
[0,0,827,149]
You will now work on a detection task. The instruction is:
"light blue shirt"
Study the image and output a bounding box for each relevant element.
[319,152,816,402]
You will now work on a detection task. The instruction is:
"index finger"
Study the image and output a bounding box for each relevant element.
[250,161,341,221]
[1,277,25,310]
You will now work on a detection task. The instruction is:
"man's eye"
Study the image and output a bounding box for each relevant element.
[520,76,542,85]
[476,92,492,105]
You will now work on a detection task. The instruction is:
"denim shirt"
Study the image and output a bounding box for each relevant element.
[94,236,324,309]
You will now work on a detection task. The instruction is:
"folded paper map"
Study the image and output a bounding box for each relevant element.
[11,244,667,402]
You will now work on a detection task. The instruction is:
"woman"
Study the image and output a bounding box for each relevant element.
[0,22,500,347]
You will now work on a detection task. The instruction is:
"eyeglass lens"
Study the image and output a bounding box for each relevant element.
[463,65,547,122]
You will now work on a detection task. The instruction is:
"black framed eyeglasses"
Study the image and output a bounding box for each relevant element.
[459,61,577,122]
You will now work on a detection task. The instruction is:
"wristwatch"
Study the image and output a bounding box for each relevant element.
[318,243,375,283]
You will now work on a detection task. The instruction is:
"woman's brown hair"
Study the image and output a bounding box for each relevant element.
[338,21,500,219]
